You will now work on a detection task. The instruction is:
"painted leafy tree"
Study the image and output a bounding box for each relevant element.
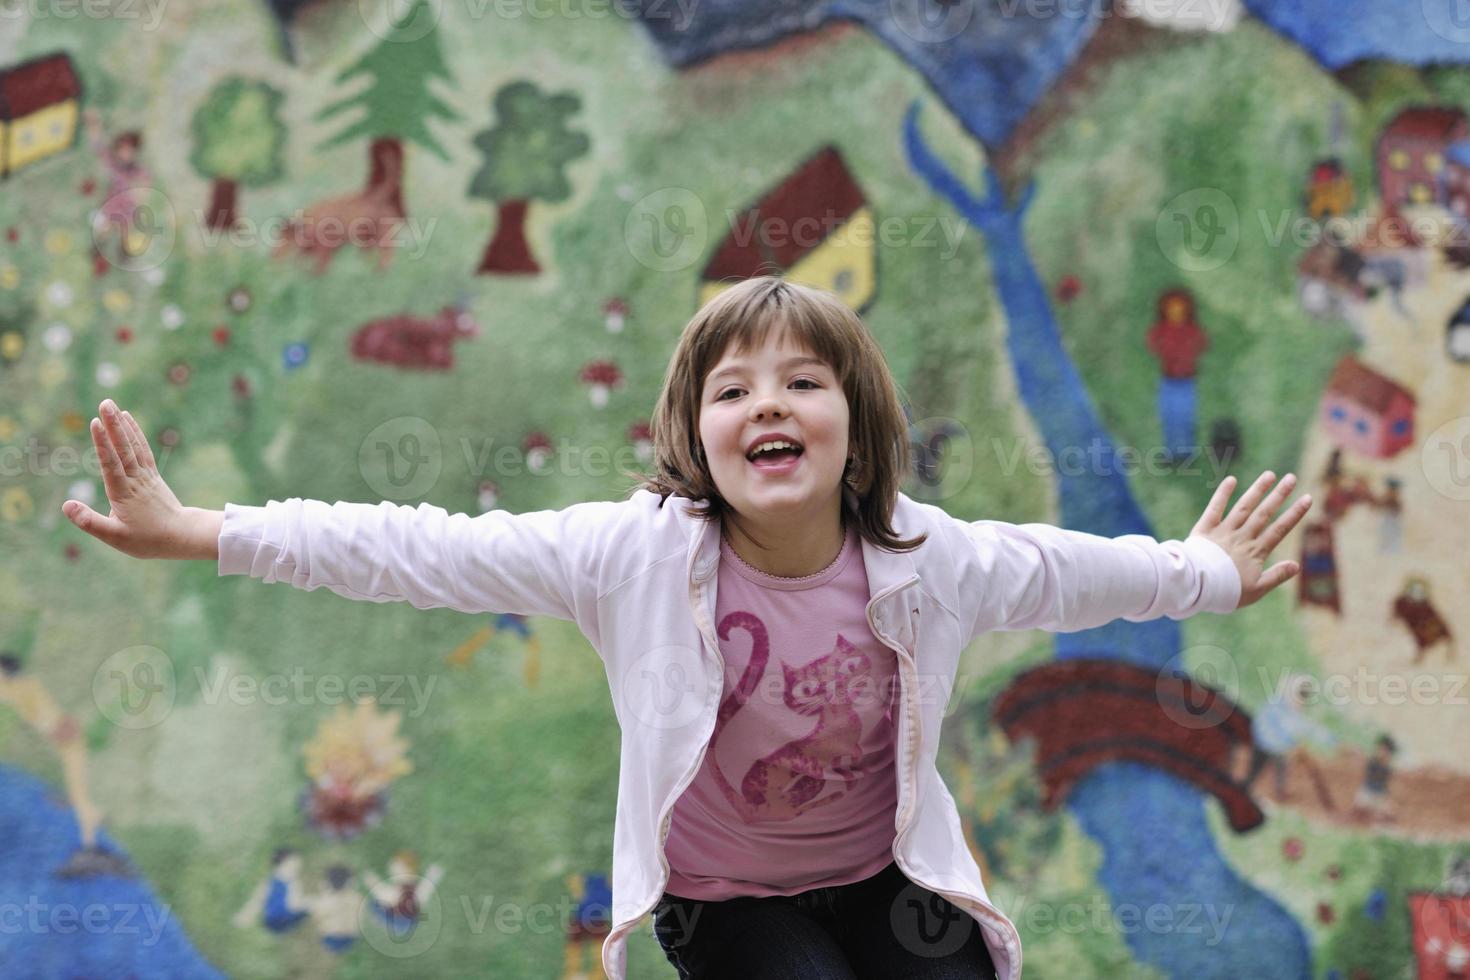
[468,80,590,275]
[313,0,458,219]
[188,77,288,231]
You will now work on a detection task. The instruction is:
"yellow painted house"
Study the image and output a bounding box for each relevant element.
[700,145,876,312]
[0,52,82,179]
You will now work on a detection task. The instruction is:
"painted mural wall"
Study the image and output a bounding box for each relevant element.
[0,0,1467,976]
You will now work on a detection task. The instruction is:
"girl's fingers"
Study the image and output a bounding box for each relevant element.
[91,416,127,500]
[1243,472,1296,538]
[116,409,151,473]
[1259,494,1313,553]
[1225,470,1277,530]
[1258,559,1300,593]
[121,410,157,471]
[1200,475,1236,529]
[99,402,138,475]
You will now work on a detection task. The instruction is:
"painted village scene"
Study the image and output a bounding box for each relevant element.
[1,0,1470,977]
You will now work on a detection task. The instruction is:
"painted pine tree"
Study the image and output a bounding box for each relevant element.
[314,0,459,215]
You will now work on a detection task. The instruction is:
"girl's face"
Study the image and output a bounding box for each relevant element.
[699,329,850,521]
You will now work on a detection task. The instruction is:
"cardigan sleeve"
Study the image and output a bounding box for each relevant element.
[217,497,624,636]
[947,517,1242,642]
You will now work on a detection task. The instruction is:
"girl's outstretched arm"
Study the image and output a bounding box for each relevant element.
[950,470,1309,640]
[61,399,223,560]
[213,494,621,627]
[63,402,621,635]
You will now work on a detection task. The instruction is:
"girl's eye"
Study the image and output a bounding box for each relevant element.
[717,378,818,400]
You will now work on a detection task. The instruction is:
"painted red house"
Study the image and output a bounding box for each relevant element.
[0,52,82,178]
[700,145,875,312]
[1408,891,1470,980]
[1318,354,1415,459]
[1377,107,1467,210]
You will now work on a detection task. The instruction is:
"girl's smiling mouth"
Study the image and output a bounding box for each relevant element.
[747,446,804,474]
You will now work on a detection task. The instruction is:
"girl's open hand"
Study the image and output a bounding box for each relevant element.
[61,399,194,559]
[1190,470,1313,610]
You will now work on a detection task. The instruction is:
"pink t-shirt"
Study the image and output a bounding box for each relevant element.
[662,520,901,900]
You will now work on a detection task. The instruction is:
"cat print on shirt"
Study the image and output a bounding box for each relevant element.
[709,610,876,824]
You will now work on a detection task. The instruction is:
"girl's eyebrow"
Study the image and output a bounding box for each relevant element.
[707,355,827,384]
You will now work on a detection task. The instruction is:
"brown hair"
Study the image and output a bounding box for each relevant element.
[629,276,926,554]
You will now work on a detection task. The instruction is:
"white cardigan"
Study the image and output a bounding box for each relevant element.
[218,483,1241,979]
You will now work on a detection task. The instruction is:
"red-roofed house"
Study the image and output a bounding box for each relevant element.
[700,145,875,312]
[1318,354,1415,459]
[1377,106,1467,209]
[0,52,82,179]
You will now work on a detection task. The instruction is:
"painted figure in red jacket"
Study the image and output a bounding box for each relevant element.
[1146,288,1210,461]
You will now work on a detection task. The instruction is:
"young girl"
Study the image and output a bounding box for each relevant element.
[62,276,1312,980]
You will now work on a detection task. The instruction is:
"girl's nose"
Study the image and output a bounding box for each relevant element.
[750,395,788,419]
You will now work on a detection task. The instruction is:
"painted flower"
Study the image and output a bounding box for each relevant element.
[1,486,33,522]
[43,324,72,352]
[227,285,252,314]
[40,361,69,387]
[44,280,73,308]
[103,289,131,314]
[44,230,72,256]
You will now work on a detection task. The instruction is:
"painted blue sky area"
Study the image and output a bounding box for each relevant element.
[624,0,1100,147]
[628,0,1470,150]
[1244,0,1470,69]
[0,763,225,979]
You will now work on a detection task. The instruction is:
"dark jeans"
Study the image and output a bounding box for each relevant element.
[651,861,998,980]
